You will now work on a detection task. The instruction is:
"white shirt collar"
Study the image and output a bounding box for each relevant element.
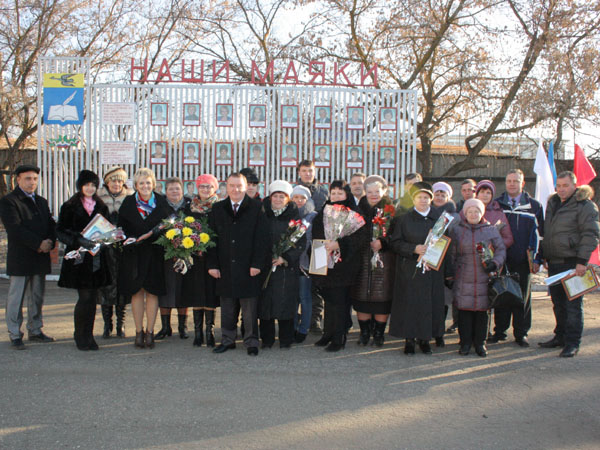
[414,207,430,217]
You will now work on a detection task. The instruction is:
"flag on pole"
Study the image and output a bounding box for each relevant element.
[534,139,555,213]
[547,140,557,186]
[573,144,596,186]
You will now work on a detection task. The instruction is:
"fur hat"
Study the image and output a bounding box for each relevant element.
[476,179,496,197]
[291,185,311,199]
[76,170,100,191]
[269,180,293,197]
[103,166,128,183]
[410,181,434,199]
[463,198,485,217]
[432,181,453,198]
[240,167,260,184]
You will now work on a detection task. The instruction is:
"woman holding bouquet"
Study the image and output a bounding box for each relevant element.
[352,176,396,347]
[182,174,220,347]
[57,170,111,350]
[155,178,192,341]
[311,180,366,352]
[259,180,306,349]
[448,198,506,357]
[389,182,446,355]
[118,168,171,349]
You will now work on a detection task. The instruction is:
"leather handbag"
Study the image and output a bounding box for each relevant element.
[488,269,524,309]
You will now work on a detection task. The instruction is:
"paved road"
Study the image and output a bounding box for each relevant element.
[1,280,599,449]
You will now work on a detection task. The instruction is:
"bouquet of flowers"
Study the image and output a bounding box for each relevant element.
[154,213,216,274]
[64,214,127,262]
[371,204,395,270]
[476,241,495,273]
[263,219,307,288]
[323,204,366,268]
[416,211,454,273]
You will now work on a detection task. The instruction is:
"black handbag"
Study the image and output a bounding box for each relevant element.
[488,269,524,309]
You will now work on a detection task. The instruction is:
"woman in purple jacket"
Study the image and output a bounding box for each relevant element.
[449,198,506,357]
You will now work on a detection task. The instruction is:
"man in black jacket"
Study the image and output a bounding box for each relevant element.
[208,173,269,356]
[0,165,56,349]
[540,171,599,357]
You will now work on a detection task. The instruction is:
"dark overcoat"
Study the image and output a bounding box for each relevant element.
[0,188,56,276]
[117,193,171,296]
[389,208,446,340]
[56,195,111,289]
[259,198,306,320]
[206,195,269,299]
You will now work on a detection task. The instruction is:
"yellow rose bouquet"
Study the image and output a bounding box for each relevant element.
[155,213,216,274]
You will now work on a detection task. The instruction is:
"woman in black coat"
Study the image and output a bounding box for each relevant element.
[259,180,306,349]
[118,168,171,349]
[389,182,447,355]
[57,170,111,351]
[311,180,365,352]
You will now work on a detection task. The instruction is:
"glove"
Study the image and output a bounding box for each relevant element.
[483,260,497,273]
[77,236,96,250]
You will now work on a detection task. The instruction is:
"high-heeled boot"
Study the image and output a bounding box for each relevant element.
[193,309,204,347]
[115,305,126,337]
[178,314,189,339]
[205,309,216,347]
[372,321,387,347]
[101,305,113,339]
[154,313,172,340]
[357,319,371,346]
[134,329,145,348]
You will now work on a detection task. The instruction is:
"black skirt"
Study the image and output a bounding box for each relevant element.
[352,299,391,315]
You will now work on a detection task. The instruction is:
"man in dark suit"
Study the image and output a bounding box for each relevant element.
[207,173,269,356]
[0,165,56,349]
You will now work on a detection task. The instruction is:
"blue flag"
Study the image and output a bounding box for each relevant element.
[547,140,557,186]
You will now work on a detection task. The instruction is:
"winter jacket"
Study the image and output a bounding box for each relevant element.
[449,219,506,311]
[495,191,544,265]
[460,199,514,249]
[542,185,600,265]
[97,186,134,224]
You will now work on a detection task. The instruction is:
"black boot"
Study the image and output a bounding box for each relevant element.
[86,304,99,350]
[357,319,371,346]
[193,309,204,347]
[178,314,189,339]
[404,338,415,355]
[101,305,113,339]
[205,310,216,347]
[154,313,172,340]
[372,321,387,347]
[74,318,89,351]
[115,305,126,337]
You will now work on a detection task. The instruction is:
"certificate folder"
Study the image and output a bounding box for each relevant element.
[309,239,328,276]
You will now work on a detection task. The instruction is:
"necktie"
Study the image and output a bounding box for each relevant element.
[511,199,516,209]
[233,203,239,215]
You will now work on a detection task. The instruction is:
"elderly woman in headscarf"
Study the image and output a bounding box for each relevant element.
[182,174,221,347]
[97,166,134,338]
[432,181,456,214]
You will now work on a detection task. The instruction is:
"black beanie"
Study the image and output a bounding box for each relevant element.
[76,170,100,191]
[240,167,260,184]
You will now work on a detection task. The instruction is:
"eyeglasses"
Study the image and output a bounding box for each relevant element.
[197,184,213,190]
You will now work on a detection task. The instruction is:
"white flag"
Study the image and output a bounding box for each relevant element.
[534,139,555,213]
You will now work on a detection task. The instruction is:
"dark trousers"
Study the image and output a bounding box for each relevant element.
[320,286,350,345]
[74,289,99,344]
[548,262,584,347]
[311,289,324,327]
[259,318,294,346]
[458,310,490,347]
[220,297,258,348]
[493,261,532,339]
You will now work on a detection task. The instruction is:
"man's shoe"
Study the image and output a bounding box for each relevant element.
[515,337,530,347]
[28,332,54,343]
[446,324,457,333]
[475,345,488,357]
[459,344,470,355]
[404,339,415,355]
[11,338,26,350]
[325,342,344,352]
[487,334,506,344]
[435,337,445,347]
[294,332,307,343]
[213,343,236,354]
[538,336,565,348]
[418,340,433,355]
[559,345,578,358]
[247,347,258,356]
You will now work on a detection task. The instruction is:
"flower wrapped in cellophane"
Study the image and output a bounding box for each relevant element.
[416,211,454,273]
[64,214,127,261]
[154,213,216,274]
[323,204,366,268]
[371,204,395,270]
[263,219,307,289]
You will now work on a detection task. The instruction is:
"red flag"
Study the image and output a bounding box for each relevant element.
[589,247,600,266]
[573,144,596,186]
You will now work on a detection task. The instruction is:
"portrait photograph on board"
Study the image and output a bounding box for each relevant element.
[183,103,201,126]
[216,103,233,127]
[347,106,364,130]
[151,102,168,126]
[281,105,299,128]
[379,107,397,131]
[379,145,396,169]
[150,141,168,165]
[182,142,200,165]
[314,144,331,168]
[215,142,233,166]
[314,105,332,129]
[280,143,298,167]
[346,145,363,169]
[249,104,267,128]
[248,143,266,167]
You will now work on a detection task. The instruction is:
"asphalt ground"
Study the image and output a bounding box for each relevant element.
[1,280,599,449]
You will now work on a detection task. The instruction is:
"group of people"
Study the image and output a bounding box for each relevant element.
[2,161,598,359]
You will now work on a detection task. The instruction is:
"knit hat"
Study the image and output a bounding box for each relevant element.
[432,181,453,198]
[76,170,100,191]
[240,167,260,184]
[463,198,485,217]
[103,166,128,183]
[364,175,388,190]
[475,179,496,197]
[269,180,293,197]
[410,181,434,199]
[195,174,219,191]
[291,185,311,199]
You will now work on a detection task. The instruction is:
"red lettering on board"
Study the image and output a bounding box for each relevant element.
[251,61,275,84]
[333,63,352,86]
[130,58,148,82]
[212,60,230,83]
[181,59,205,83]
[283,61,298,84]
[157,59,173,82]
[360,63,378,86]
[308,61,325,85]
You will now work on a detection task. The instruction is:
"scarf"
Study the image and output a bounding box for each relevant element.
[82,196,96,216]
[272,204,288,217]
[136,192,156,218]
[191,194,218,214]
[167,197,185,212]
